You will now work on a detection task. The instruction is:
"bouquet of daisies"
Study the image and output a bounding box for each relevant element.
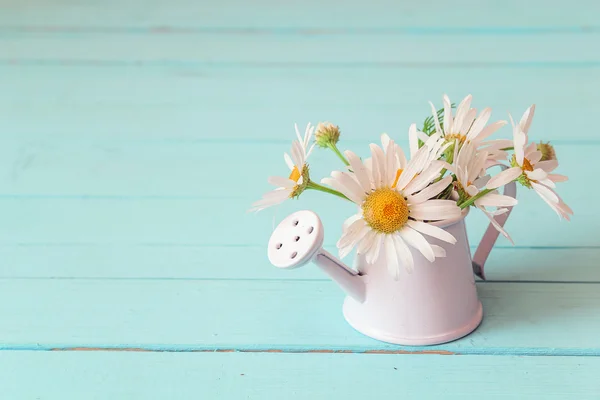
[251,95,572,277]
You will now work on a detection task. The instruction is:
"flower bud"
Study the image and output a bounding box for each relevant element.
[537,141,556,161]
[314,122,341,148]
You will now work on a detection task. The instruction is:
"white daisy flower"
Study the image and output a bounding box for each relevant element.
[447,141,518,243]
[322,135,461,279]
[486,105,573,220]
[429,94,507,145]
[250,123,316,212]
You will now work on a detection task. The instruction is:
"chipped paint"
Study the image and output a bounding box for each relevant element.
[50,347,455,355]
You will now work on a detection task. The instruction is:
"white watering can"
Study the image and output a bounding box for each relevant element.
[267,180,516,346]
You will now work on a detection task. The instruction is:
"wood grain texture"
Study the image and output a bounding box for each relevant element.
[1,0,599,29]
[3,32,599,64]
[1,246,597,282]
[1,66,598,142]
[0,0,597,397]
[2,351,600,400]
[1,280,599,355]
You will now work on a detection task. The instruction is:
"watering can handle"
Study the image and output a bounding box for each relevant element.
[472,163,517,280]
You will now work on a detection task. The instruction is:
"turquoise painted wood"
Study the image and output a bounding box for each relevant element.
[1,280,599,355]
[0,0,598,397]
[1,67,598,142]
[1,352,600,400]
[2,247,599,282]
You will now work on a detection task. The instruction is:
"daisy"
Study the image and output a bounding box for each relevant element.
[429,94,507,145]
[322,135,461,279]
[249,123,316,212]
[447,141,518,242]
[486,105,573,220]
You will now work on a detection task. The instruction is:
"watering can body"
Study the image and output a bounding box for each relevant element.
[343,213,482,345]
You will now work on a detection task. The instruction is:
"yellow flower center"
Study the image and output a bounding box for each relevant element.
[522,158,534,172]
[362,188,409,234]
[288,166,301,182]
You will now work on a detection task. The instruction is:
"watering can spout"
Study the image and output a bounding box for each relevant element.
[267,210,366,303]
[314,250,366,303]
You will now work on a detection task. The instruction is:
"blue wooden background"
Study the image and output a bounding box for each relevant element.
[0,1,599,398]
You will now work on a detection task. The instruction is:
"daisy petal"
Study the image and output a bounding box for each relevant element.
[429,101,443,136]
[381,133,391,150]
[461,108,477,135]
[538,178,556,188]
[524,142,537,157]
[520,104,536,134]
[268,176,297,189]
[476,120,508,142]
[404,161,444,195]
[395,143,407,170]
[337,219,368,249]
[384,235,400,279]
[395,146,428,190]
[370,143,386,188]
[345,150,373,193]
[385,138,398,186]
[443,94,453,135]
[392,235,414,274]
[332,171,367,201]
[321,177,363,204]
[406,220,457,244]
[479,207,514,244]
[486,167,522,189]
[527,151,543,164]
[536,160,559,173]
[249,189,290,212]
[306,142,316,159]
[294,123,303,144]
[356,229,377,255]
[399,227,435,262]
[407,176,453,205]
[284,153,295,170]
[548,173,568,183]
[466,107,491,140]
[453,95,472,132]
[475,193,518,207]
[431,245,446,258]
[525,168,548,181]
[342,213,362,229]
[532,182,559,204]
[366,234,383,264]
[408,123,420,157]
[409,199,462,221]
[290,140,304,167]
[339,244,355,260]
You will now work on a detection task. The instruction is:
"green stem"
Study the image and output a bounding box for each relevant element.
[307,181,352,202]
[458,188,493,209]
[327,143,350,166]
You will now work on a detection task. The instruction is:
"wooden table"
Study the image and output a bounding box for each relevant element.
[0,1,598,398]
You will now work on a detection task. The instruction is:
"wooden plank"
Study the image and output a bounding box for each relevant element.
[0,246,597,282]
[3,32,599,64]
[0,0,598,29]
[0,190,585,248]
[1,351,599,400]
[0,280,599,355]
[0,66,597,142]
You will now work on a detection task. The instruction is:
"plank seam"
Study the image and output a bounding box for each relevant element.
[2,60,600,68]
[0,26,599,35]
[1,346,599,357]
